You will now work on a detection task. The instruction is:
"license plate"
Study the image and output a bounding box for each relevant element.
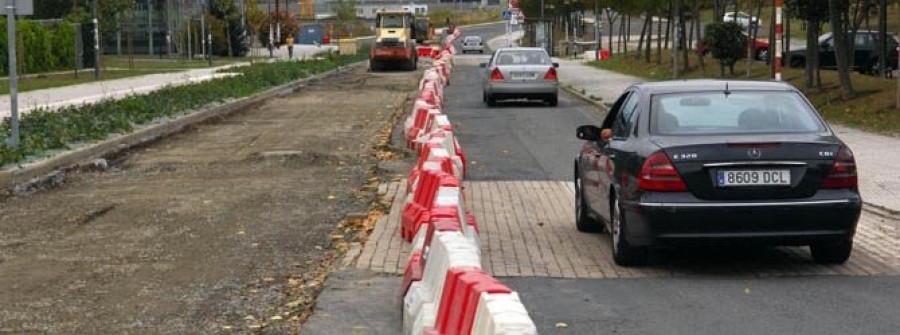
[511,72,534,80]
[717,170,791,187]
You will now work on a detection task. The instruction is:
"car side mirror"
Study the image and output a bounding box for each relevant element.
[553,62,559,68]
[479,63,487,68]
[577,125,602,141]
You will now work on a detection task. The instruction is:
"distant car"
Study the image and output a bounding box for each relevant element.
[461,36,485,54]
[723,11,759,30]
[784,30,899,75]
[574,80,861,266]
[481,47,559,106]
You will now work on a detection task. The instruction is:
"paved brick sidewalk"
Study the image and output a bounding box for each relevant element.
[358,180,900,279]
[556,61,900,214]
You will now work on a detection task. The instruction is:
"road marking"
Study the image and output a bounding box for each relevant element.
[359,181,900,278]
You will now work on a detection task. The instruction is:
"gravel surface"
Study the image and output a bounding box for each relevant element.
[0,65,419,334]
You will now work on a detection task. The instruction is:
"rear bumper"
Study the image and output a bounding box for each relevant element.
[486,81,558,97]
[372,46,412,60]
[621,191,862,246]
[461,45,484,52]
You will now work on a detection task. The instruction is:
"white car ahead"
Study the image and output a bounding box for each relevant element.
[723,11,759,30]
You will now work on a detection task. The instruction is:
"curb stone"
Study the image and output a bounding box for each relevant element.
[0,61,367,194]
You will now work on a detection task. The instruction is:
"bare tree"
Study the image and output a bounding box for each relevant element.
[828,0,855,96]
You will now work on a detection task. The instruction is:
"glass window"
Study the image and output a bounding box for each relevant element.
[613,93,639,138]
[381,15,405,28]
[650,91,826,135]
[495,50,551,65]
[855,33,872,47]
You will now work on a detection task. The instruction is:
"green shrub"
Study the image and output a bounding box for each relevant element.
[0,55,364,166]
[0,18,79,76]
[703,21,747,77]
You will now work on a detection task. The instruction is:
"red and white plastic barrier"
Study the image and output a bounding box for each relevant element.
[397,41,536,334]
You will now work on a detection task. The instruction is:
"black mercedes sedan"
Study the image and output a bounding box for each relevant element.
[574,80,861,266]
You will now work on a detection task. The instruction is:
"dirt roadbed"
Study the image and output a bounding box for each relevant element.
[0,65,419,334]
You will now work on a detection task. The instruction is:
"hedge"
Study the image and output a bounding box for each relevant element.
[0,19,79,76]
[0,53,367,167]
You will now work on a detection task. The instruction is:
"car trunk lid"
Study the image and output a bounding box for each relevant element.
[652,134,841,200]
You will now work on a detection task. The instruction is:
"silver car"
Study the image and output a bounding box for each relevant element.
[461,36,484,54]
[481,47,559,107]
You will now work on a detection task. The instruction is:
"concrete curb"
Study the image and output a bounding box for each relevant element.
[559,84,610,114]
[0,61,367,193]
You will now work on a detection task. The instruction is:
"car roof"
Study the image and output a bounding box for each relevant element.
[632,80,798,95]
[494,47,547,52]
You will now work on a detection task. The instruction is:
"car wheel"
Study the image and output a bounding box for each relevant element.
[369,60,381,72]
[790,57,805,69]
[486,94,497,107]
[810,238,853,264]
[575,171,603,233]
[547,94,558,107]
[610,196,648,266]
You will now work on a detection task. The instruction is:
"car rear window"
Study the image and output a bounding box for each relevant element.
[650,91,827,135]
[495,50,551,65]
[464,36,481,43]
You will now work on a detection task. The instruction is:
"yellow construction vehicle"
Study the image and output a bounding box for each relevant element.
[370,9,418,71]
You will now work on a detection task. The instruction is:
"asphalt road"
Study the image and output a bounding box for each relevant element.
[442,57,900,335]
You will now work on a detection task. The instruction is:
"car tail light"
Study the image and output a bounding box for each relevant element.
[638,151,687,192]
[823,147,857,189]
[544,67,558,81]
[490,68,504,81]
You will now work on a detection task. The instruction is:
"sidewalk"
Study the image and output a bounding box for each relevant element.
[0,44,337,120]
[557,60,900,214]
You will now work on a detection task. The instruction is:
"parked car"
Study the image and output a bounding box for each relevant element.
[481,47,559,106]
[784,30,899,75]
[723,11,759,30]
[574,80,861,266]
[461,36,485,54]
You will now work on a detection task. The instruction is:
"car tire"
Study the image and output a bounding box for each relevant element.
[610,196,648,266]
[790,57,805,69]
[486,93,497,107]
[810,238,853,264]
[370,60,381,72]
[575,171,603,233]
[547,94,558,107]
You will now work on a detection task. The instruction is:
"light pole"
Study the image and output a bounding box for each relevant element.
[93,0,101,79]
[774,0,783,81]
[5,0,20,149]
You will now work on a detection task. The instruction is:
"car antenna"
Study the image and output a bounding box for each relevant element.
[724,82,732,96]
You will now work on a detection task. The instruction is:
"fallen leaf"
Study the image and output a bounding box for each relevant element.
[236,230,246,235]
[222,325,233,331]
[556,322,568,328]
[244,315,257,321]
[263,277,275,283]
[203,200,212,204]
[270,315,283,321]
[286,300,303,308]
[327,195,337,200]
[744,286,752,295]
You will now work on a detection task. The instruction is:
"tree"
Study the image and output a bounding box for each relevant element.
[828,0,855,96]
[704,21,746,77]
[333,0,360,38]
[790,0,829,88]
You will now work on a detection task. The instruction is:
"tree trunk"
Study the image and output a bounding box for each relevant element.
[804,20,816,88]
[226,22,234,57]
[657,9,663,64]
[637,13,650,58]
[694,0,704,75]
[646,10,654,63]
[680,1,689,71]
[665,1,673,49]
[829,0,855,96]
[745,0,755,77]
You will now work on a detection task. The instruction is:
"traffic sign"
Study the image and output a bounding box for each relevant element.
[502,9,511,20]
[0,0,33,15]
